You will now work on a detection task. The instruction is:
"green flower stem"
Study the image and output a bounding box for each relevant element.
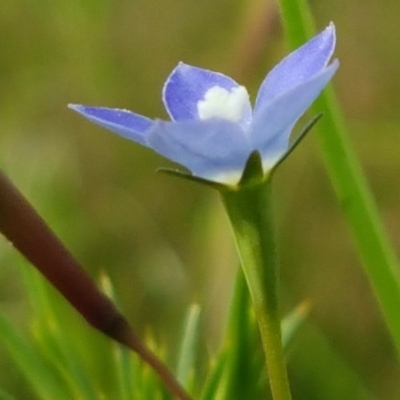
[220,180,291,400]
[277,0,400,356]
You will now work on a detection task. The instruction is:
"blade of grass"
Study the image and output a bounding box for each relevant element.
[281,301,311,349]
[141,335,169,400]
[176,304,201,391]
[22,266,99,400]
[201,351,229,400]
[200,280,309,400]
[0,311,71,400]
[277,0,400,355]
[114,344,137,400]
[102,274,137,400]
[201,270,268,400]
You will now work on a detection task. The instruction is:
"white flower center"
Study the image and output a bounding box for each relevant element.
[197,85,249,123]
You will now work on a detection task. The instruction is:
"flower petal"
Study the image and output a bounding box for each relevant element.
[250,59,339,169]
[254,23,336,111]
[162,63,252,124]
[68,105,152,145]
[147,119,251,184]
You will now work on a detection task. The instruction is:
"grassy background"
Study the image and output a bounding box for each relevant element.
[1,0,400,398]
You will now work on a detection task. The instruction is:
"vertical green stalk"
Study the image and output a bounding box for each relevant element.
[277,0,400,356]
[221,180,291,400]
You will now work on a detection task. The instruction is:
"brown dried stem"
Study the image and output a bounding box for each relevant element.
[0,170,191,400]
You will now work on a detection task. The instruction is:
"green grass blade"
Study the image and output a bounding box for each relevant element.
[202,279,331,400]
[113,344,136,400]
[200,352,229,400]
[22,266,99,400]
[277,0,400,355]
[176,304,201,391]
[201,270,268,400]
[104,274,137,400]
[0,312,70,400]
[281,301,310,349]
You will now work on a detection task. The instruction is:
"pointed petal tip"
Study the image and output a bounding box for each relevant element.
[319,21,337,67]
[68,104,153,145]
[67,103,103,118]
[68,104,101,119]
[327,21,336,38]
[326,21,336,41]
[68,103,83,112]
[177,61,189,69]
[164,61,191,83]
[68,104,98,117]
[327,21,335,31]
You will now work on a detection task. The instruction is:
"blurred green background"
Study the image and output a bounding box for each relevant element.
[1,0,400,398]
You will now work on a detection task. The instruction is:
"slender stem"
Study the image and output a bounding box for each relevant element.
[221,181,291,400]
[0,170,191,400]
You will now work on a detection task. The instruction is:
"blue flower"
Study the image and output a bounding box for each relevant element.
[69,23,338,185]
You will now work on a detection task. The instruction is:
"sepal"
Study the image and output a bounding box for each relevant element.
[157,168,228,191]
[270,113,322,177]
[238,150,265,187]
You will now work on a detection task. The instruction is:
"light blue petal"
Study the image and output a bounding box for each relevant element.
[250,59,339,168]
[68,105,152,145]
[147,119,251,184]
[254,23,336,112]
[162,63,252,124]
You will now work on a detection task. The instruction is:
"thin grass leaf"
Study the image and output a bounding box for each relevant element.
[176,304,201,391]
[201,270,267,400]
[113,345,136,400]
[0,311,70,400]
[103,275,137,400]
[142,334,169,400]
[202,282,332,400]
[200,352,228,400]
[281,301,311,349]
[22,266,99,400]
[277,0,400,357]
